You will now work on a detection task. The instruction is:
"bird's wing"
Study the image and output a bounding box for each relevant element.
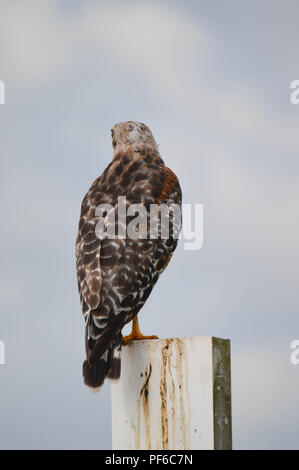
[76,157,181,326]
[94,163,182,326]
[76,183,127,319]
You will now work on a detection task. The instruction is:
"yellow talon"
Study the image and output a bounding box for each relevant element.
[122,316,158,346]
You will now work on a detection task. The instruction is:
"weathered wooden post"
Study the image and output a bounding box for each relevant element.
[111,336,232,450]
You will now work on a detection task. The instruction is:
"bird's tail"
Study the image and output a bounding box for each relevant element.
[83,316,122,392]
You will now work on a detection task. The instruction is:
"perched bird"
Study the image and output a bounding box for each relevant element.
[76,122,182,391]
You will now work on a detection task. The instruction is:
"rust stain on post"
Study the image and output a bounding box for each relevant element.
[137,362,152,449]
[160,342,170,449]
[159,338,191,450]
[175,339,190,449]
[167,342,176,447]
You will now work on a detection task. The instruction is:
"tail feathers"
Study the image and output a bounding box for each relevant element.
[83,331,123,392]
[83,351,108,392]
[106,333,122,382]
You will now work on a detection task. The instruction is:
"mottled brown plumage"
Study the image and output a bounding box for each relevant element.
[76,121,182,390]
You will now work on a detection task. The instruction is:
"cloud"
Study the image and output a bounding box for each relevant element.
[1,0,298,155]
[232,346,299,448]
[0,1,75,85]
[0,1,207,90]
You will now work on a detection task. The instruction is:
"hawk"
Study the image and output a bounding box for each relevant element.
[76,122,182,391]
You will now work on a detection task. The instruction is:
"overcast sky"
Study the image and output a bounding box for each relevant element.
[0,0,299,449]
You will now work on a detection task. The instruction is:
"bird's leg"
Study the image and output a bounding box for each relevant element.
[122,315,159,346]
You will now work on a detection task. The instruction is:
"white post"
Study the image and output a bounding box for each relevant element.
[111,336,232,450]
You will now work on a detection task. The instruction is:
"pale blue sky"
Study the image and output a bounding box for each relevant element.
[0,0,299,449]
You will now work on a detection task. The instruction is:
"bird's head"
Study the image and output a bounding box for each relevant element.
[111,121,159,155]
